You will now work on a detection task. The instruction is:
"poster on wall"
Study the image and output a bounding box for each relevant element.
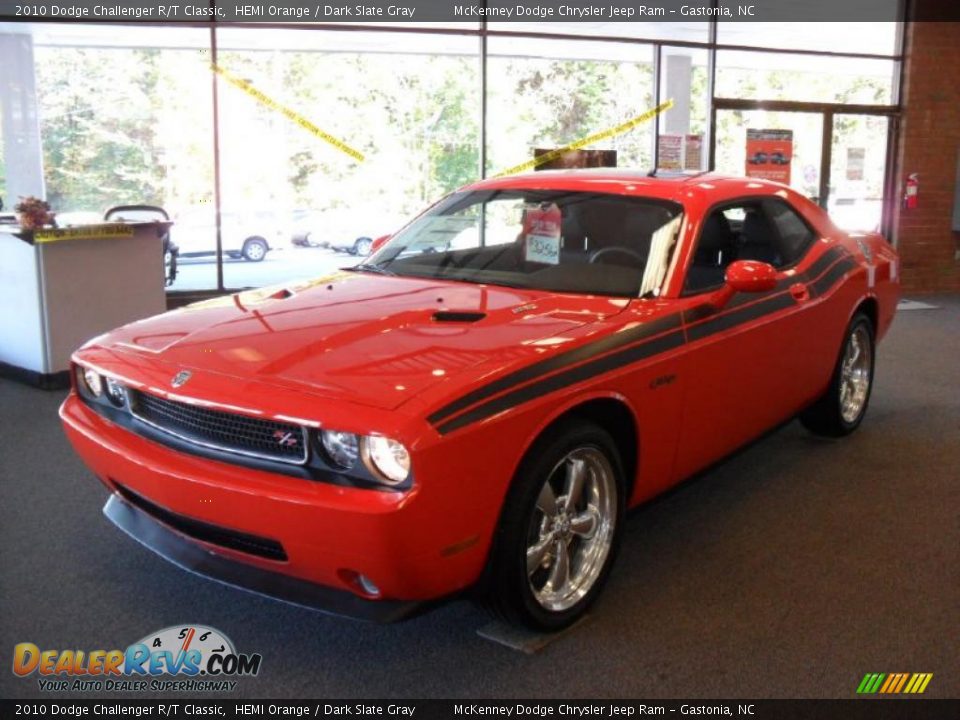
[846,147,865,181]
[745,129,793,184]
[657,135,683,170]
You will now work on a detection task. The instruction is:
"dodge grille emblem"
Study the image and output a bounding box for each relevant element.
[171,370,192,388]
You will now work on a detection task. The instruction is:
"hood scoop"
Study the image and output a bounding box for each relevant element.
[432,310,486,323]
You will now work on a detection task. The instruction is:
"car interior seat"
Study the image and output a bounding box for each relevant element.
[685,211,736,291]
[737,209,782,266]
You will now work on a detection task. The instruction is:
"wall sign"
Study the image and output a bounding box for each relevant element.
[745,128,793,185]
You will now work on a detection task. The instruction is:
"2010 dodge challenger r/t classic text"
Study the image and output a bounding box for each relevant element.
[61,171,899,630]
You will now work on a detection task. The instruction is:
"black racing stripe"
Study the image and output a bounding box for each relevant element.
[430,246,856,434]
[683,303,716,324]
[806,246,850,281]
[810,258,857,298]
[704,246,850,312]
[717,246,850,311]
[426,312,682,425]
[686,292,797,343]
[437,329,686,436]
[691,253,855,344]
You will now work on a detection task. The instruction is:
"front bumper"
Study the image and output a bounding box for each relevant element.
[60,394,490,612]
[103,492,425,622]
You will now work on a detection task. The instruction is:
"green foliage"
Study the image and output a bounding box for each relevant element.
[30,40,892,222]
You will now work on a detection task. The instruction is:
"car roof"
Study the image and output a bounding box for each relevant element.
[465,170,794,205]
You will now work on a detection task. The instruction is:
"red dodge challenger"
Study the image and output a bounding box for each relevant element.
[61,171,899,630]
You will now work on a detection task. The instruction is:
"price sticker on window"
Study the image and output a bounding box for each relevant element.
[523,202,562,265]
[525,233,560,265]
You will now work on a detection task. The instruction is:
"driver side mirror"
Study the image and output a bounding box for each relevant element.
[725,259,778,293]
[711,260,778,309]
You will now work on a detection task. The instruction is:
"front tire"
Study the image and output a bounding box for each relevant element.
[353,237,373,256]
[800,312,875,437]
[482,420,625,631]
[242,237,268,262]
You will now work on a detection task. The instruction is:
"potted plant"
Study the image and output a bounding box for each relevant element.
[15,196,57,230]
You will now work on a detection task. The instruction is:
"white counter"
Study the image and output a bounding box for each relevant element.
[0,222,168,387]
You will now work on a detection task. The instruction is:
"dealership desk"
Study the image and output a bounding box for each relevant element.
[0,222,168,388]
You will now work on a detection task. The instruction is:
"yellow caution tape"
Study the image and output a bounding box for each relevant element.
[493,99,675,178]
[212,64,364,162]
[33,224,135,243]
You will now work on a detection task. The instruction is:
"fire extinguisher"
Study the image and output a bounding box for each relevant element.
[903,173,919,210]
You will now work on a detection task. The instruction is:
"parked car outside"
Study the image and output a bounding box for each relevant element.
[173,207,287,262]
[290,207,404,256]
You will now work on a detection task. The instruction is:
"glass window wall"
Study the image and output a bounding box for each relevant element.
[0,18,904,294]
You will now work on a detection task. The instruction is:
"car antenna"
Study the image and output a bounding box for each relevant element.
[646,168,658,177]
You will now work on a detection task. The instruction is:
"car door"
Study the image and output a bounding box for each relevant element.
[672,196,822,480]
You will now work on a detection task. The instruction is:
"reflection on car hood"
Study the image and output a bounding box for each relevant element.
[97,271,629,410]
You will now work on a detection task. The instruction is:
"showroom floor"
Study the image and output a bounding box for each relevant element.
[1,297,957,700]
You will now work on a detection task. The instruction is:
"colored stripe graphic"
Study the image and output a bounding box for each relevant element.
[858,672,932,694]
[892,673,909,693]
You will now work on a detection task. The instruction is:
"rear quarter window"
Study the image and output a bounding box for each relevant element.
[765,199,816,266]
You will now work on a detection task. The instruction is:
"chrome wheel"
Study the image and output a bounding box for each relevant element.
[526,447,616,613]
[839,324,872,424]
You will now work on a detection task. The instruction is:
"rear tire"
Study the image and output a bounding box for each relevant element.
[481,420,625,631]
[800,312,875,437]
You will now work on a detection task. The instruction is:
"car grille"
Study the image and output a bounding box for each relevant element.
[130,390,308,465]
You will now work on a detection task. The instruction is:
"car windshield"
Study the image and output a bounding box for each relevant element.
[363,189,684,297]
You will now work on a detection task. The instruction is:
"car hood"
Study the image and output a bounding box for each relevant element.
[95,271,629,411]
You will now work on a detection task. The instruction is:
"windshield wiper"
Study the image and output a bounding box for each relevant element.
[352,263,396,276]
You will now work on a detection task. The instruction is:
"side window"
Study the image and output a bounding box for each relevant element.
[764,199,816,266]
[684,197,818,295]
[683,202,752,294]
[735,203,782,266]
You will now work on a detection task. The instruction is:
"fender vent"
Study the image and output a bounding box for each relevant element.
[432,311,486,323]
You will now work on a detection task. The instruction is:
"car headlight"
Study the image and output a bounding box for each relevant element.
[81,367,103,397]
[320,429,360,470]
[363,435,410,486]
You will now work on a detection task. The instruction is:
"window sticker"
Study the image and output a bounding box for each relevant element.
[526,233,561,265]
[523,202,561,265]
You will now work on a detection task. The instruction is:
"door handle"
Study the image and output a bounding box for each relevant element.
[790,282,810,302]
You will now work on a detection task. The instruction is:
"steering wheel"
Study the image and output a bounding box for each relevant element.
[588,246,646,266]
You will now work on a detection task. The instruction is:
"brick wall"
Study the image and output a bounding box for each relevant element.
[893,20,960,294]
